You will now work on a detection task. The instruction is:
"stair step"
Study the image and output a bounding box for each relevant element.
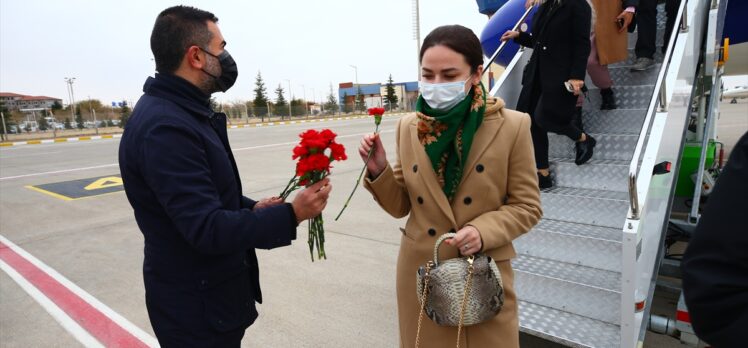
[551,158,629,192]
[610,49,666,68]
[581,108,647,135]
[593,65,662,86]
[515,219,622,272]
[540,187,629,228]
[548,132,638,162]
[585,85,656,110]
[514,254,621,324]
[519,301,620,348]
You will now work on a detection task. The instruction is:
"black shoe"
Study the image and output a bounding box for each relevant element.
[575,135,597,165]
[600,88,618,110]
[538,172,554,189]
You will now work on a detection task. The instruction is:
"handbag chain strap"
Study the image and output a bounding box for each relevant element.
[455,257,475,348]
[415,261,432,348]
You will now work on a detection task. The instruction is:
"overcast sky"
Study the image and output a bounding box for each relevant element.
[3,0,746,108]
[1,0,490,106]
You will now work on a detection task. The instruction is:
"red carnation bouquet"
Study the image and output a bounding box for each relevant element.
[335,107,385,220]
[280,129,346,261]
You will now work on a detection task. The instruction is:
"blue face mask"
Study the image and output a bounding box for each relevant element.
[419,77,471,111]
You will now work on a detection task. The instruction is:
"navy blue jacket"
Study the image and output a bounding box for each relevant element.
[119,73,296,336]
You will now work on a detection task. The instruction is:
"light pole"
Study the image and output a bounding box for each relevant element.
[412,0,421,80]
[65,77,76,122]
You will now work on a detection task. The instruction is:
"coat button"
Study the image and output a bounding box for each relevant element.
[476,164,484,173]
[543,46,547,50]
[413,164,418,173]
[417,196,424,204]
[200,280,207,286]
[428,228,436,236]
[464,197,472,205]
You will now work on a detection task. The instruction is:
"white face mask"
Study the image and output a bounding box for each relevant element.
[419,76,472,111]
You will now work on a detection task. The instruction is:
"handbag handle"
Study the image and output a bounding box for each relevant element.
[433,232,457,266]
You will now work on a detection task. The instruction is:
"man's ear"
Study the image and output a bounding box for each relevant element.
[185,46,206,70]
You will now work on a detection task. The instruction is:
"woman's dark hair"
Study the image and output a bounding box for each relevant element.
[420,25,484,73]
[150,6,218,74]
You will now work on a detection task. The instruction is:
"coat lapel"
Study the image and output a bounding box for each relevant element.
[409,122,458,227]
[460,98,504,187]
[459,110,505,188]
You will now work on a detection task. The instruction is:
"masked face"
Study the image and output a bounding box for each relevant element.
[419,44,481,111]
[199,47,238,93]
[419,77,471,111]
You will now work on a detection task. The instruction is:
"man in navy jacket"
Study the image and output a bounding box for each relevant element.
[119,6,331,347]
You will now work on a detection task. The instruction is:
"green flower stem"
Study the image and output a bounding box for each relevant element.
[279,176,298,200]
[334,123,380,221]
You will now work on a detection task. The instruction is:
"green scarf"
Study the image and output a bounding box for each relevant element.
[416,83,486,201]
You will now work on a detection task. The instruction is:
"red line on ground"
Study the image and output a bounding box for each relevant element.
[0,241,149,348]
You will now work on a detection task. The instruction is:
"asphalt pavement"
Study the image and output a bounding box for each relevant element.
[0,115,404,347]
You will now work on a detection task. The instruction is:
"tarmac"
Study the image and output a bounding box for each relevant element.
[0,100,745,347]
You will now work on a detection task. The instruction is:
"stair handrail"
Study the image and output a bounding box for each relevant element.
[482,6,535,77]
[627,0,689,219]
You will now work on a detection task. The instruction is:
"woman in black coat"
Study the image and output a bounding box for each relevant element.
[502,0,594,188]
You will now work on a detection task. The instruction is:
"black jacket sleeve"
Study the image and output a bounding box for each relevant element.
[141,121,296,255]
[241,196,257,210]
[514,31,535,48]
[682,132,748,348]
[623,0,638,9]
[569,0,591,81]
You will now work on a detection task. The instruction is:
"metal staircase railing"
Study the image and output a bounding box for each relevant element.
[485,0,719,346]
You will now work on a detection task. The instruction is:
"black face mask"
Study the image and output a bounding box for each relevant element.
[200,47,238,92]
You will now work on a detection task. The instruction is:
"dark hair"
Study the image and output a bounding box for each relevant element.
[150,6,218,74]
[420,25,484,73]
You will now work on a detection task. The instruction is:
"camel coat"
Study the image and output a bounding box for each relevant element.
[592,0,630,65]
[364,97,542,347]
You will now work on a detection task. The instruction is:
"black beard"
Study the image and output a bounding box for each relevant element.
[198,73,220,95]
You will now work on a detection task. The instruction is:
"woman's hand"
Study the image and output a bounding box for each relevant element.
[445,225,483,256]
[359,133,387,179]
[500,30,520,42]
[525,0,540,9]
[567,79,585,96]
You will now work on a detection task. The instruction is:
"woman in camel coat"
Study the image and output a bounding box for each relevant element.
[360,25,542,347]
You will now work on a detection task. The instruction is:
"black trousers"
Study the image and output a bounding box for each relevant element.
[529,80,583,170]
[635,0,681,58]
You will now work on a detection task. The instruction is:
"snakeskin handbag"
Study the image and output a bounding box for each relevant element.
[415,233,504,347]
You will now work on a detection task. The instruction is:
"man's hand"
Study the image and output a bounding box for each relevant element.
[291,178,332,223]
[500,30,520,42]
[253,196,283,211]
[444,225,483,256]
[616,11,634,33]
